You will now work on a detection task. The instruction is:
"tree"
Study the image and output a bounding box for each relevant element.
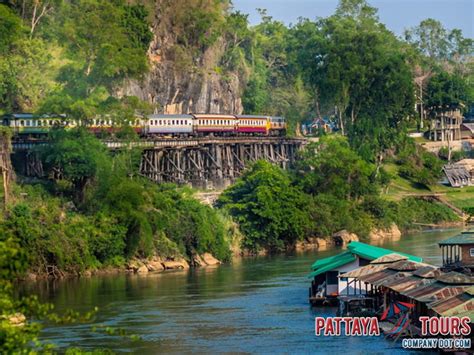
[405,19,474,64]
[39,128,110,202]
[294,2,414,160]
[217,161,311,252]
[0,5,55,112]
[425,70,471,114]
[295,136,378,199]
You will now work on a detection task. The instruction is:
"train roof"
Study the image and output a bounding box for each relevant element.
[148,114,193,119]
[193,113,235,120]
[2,113,66,119]
[235,115,270,119]
[192,113,236,119]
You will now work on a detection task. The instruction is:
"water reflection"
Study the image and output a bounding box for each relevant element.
[20,228,461,353]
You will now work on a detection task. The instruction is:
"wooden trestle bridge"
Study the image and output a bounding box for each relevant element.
[12,137,307,187]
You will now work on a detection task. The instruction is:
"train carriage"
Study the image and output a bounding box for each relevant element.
[2,113,68,137]
[235,115,270,135]
[193,114,237,136]
[89,117,143,135]
[269,116,286,136]
[146,114,193,136]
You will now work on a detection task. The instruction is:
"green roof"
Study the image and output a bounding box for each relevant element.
[308,252,356,278]
[308,241,422,279]
[439,232,474,246]
[311,251,353,269]
[346,241,423,262]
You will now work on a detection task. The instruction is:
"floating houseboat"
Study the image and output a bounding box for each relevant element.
[333,232,474,339]
[308,242,422,305]
[439,231,474,273]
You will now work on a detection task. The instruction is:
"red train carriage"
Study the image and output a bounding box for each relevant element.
[193,114,237,136]
[235,115,270,135]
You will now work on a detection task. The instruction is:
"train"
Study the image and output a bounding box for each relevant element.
[1,113,287,138]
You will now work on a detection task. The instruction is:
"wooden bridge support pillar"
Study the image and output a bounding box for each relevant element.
[139,139,304,187]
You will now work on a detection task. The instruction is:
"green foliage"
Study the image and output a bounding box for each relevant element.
[217,161,312,252]
[0,6,55,113]
[152,186,231,261]
[396,138,443,187]
[396,197,459,229]
[295,136,377,199]
[405,18,474,63]
[426,70,472,114]
[40,128,110,200]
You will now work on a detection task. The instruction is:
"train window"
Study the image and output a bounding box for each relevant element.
[20,120,24,126]
[180,120,183,125]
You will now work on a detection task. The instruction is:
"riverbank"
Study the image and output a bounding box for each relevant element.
[19,222,465,283]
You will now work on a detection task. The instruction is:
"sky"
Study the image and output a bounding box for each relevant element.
[231,0,474,38]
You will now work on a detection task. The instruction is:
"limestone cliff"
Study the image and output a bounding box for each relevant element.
[121,1,244,114]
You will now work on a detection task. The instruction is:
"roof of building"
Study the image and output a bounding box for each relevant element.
[438,231,474,246]
[436,271,474,285]
[309,242,422,278]
[337,256,474,317]
[443,165,471,186]
[370,253,408,264]
[428,292,474,318]
[346,242,422,263]
[461,123,474,133]
[308,252,356,278]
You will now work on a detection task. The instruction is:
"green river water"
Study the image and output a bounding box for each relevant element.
[20,228,462,354]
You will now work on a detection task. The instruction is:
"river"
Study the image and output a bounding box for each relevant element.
[21,228,462,353]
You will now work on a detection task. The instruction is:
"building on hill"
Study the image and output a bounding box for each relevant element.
[308,242,422,305]
[427,109,463,142]
[439,231,474,272]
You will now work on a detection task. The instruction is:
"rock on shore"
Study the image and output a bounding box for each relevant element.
[369,224,401,241]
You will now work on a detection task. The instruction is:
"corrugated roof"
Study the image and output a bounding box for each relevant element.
[466,286,474,296]
[370,253,408,264]
[384,275,432,293]
[436,271,474,285]
[308,252,356,278]
[439,231,474,245]
[358,269,404,286]
[413,265,443,278]
[429,293,474,317]
[339,264,387,278]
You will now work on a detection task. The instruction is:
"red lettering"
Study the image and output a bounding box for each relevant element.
[360,317,370,335]
[342,317,353,335]
[369,317,380,336]
[325,319,335,336]
[420,316,429,336]
[460,317,471,336]
[334,318,342,336]
[352,318,362,336]
[429,317,439,335]
[439,317,450,335]
[315,317,325,336]
[450,317,460,335]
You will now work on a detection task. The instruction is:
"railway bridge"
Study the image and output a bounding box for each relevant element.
[12,137,307,188]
